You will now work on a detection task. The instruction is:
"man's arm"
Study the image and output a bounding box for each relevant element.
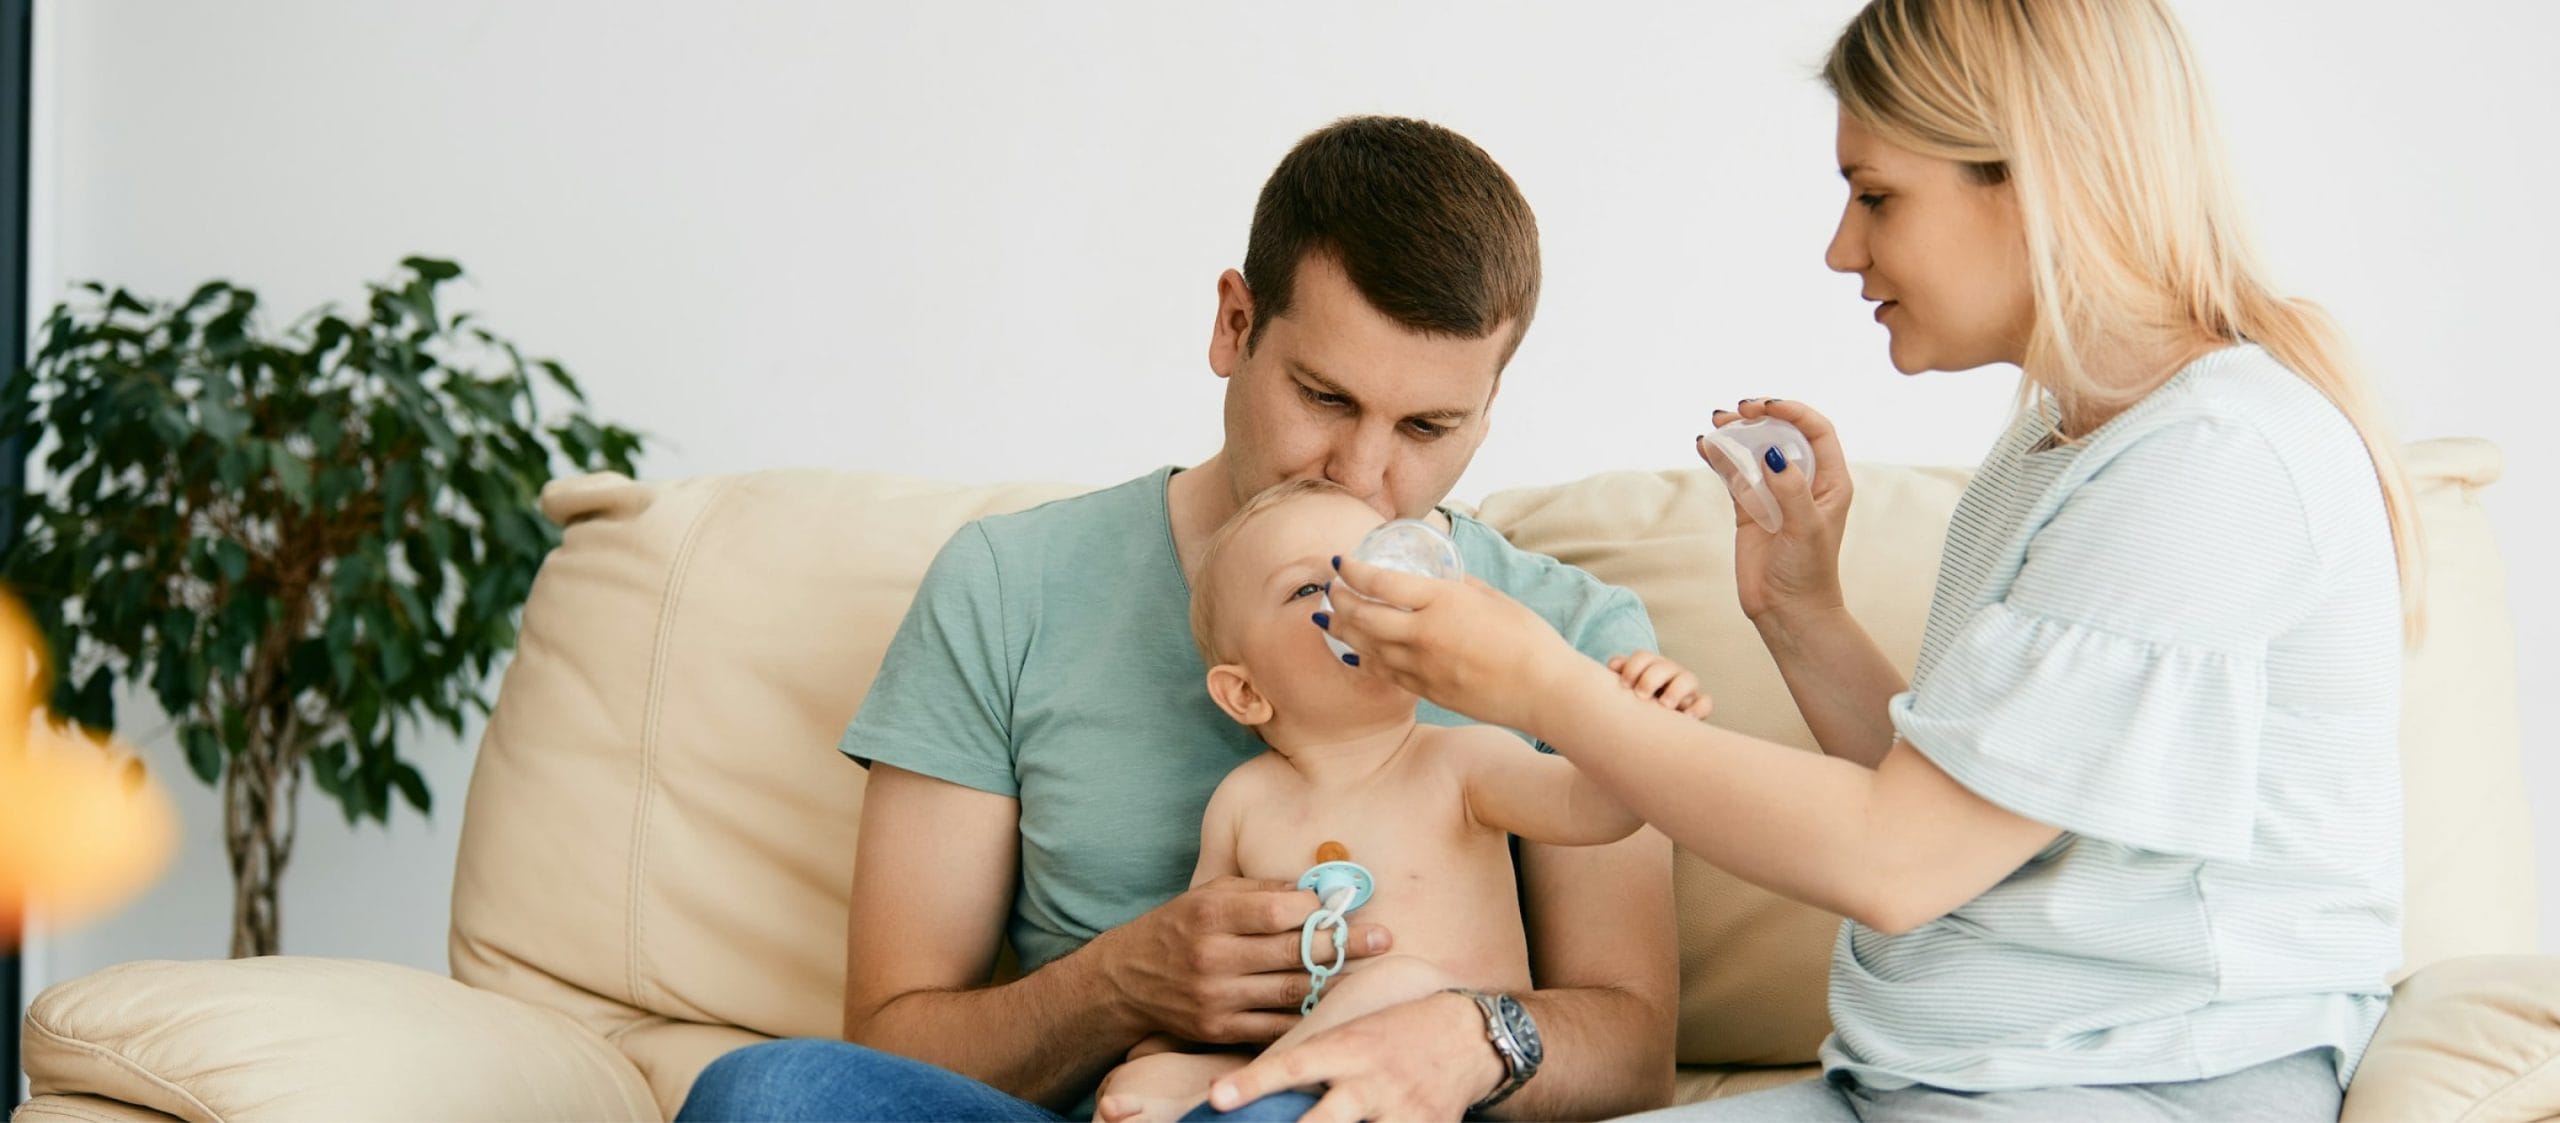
[841,764,1141,1107]
[1494,827,1679,1119]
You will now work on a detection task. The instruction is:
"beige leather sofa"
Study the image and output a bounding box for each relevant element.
[18,440,2560,1122]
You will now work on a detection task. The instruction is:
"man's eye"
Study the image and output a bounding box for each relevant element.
[1407,420,1444,439]
[1301,385,1349,408]
[1290,583,1324,600]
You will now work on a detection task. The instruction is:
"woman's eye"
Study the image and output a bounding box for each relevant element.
[1290,582,1324,601]
[1856,193,1886,211]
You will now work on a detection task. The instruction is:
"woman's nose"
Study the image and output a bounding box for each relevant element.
[1825,213,1866,274]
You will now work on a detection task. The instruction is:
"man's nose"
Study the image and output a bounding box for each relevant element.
[1324,426,1395,511]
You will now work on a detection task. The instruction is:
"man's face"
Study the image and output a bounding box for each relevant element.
[1208,254,1509,521]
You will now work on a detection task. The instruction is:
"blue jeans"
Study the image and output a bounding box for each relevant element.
[677,1038,1321,1123]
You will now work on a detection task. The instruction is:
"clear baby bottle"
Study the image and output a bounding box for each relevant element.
[1697,417,1816,534]
[1319,518,1464,662]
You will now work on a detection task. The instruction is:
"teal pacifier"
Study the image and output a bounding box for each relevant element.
[1296,841,1375,1014]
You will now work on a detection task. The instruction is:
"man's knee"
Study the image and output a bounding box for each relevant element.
[677,1038,923,1121]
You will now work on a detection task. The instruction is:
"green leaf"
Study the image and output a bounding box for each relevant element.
[182,726,223,784]
[214,538,250,584]
[401,257,462,282]
[272,450,312,503]
[391,761,431,815]
[198,393,250,443]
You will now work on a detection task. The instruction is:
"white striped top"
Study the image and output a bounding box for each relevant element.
[1822,344,2405,1092]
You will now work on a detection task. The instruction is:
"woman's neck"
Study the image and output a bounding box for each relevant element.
[2044,329,2228,439]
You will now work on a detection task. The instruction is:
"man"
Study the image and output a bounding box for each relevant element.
[679,115,1676,1123]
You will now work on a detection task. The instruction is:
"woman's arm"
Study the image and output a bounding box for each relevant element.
[1536,656,2056,933]
[1754,604,1906,768]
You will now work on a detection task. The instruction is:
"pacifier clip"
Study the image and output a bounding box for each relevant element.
[1296,840,1375,1014]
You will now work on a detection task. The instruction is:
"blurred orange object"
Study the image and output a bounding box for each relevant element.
[0,591,176,944]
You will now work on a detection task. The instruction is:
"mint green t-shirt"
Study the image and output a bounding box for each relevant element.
[842,466,1657,974]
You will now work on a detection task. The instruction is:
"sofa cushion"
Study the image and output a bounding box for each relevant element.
[21,957,657,1122]
[2342,955,2560,1122]
[451,438,2523,1082]
[1479,437,2528,1065]
[449,471,1085,1045]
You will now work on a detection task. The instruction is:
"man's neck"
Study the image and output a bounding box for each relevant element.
[1166,453,1238,582]
[1264,714,1424,789]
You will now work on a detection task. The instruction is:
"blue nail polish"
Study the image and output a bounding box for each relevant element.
[1764,447,1788,473]
[1330,555,1341,570]
[1342,652,1360,667]
[1312,612,1330,630]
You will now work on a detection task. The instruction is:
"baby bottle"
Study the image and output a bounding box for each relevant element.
[1320,518,1465,663]
[1697,417,1816,534]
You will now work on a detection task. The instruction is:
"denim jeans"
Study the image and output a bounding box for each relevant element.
[676,1038,1321,1123]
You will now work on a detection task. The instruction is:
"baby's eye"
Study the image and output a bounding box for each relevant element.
[1290,582,1325,601]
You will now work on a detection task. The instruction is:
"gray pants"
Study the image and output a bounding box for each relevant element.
[1624,1050,2341,1122]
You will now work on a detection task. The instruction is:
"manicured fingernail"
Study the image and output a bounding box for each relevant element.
[1342,652,1360,667]
[1765,447,1788,473]
[1330,555,1341,570]
[1312,612,1330,630]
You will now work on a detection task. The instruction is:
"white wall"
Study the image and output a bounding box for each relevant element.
[25,0,2558,1015]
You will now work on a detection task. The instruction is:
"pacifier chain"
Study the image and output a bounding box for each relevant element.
[1296,840,1375,1015]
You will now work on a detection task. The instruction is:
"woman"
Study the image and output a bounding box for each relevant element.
[1219,0,2421,1117]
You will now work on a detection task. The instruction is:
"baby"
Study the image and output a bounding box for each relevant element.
[1094,479,1704,1122]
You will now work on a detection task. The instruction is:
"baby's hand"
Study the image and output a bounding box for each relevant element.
[1608,652,1713,719]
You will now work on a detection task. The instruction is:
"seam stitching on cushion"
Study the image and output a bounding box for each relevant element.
[2457,1035,2560,1123]
[22,1007,224,1123]
[626,476,734,1011]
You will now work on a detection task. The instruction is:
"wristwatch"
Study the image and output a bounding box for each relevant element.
[1444,988,1542,1113]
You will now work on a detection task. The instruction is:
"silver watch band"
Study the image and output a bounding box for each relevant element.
[1445,988,1534,1113]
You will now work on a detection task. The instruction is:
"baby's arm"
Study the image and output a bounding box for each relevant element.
[1449,727,1644,846]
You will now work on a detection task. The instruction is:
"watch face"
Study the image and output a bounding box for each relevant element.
[1497,994,1543,1065]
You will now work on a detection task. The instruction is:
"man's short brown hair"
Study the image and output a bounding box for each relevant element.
[1242,116,1541,365]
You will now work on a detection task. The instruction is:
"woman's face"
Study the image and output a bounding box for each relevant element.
[1824,111,2035,375]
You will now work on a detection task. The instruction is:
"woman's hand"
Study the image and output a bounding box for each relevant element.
[1318,559,1594,737]
[1705,398,1855,628]
[1204,991,1502,1123]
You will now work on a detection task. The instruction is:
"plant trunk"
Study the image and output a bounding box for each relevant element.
[222,742,297,958]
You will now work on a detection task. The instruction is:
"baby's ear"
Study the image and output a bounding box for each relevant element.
[1205,663,1274,727]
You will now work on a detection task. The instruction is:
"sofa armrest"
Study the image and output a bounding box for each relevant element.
[2344,954,2560,1122]
[23,956,659,1122]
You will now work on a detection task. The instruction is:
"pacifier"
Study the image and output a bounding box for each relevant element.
[1319,519,1465,663]
[1697,416,1816,533]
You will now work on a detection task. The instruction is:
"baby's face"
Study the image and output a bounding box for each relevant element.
[1208,492,1409,717]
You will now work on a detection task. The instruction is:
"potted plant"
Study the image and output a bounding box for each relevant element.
[0,258,645,956]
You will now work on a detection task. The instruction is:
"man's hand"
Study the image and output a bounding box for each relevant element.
[1607,651,1712,719]
[1206,991,1502,1123]
[1095,877,1395,1044]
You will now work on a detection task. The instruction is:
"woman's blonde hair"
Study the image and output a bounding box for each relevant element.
[1824,0,2425,639]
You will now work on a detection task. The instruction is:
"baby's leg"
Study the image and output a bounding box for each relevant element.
[1272,954,1467,1053]
[1094,1049,1250,1123]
